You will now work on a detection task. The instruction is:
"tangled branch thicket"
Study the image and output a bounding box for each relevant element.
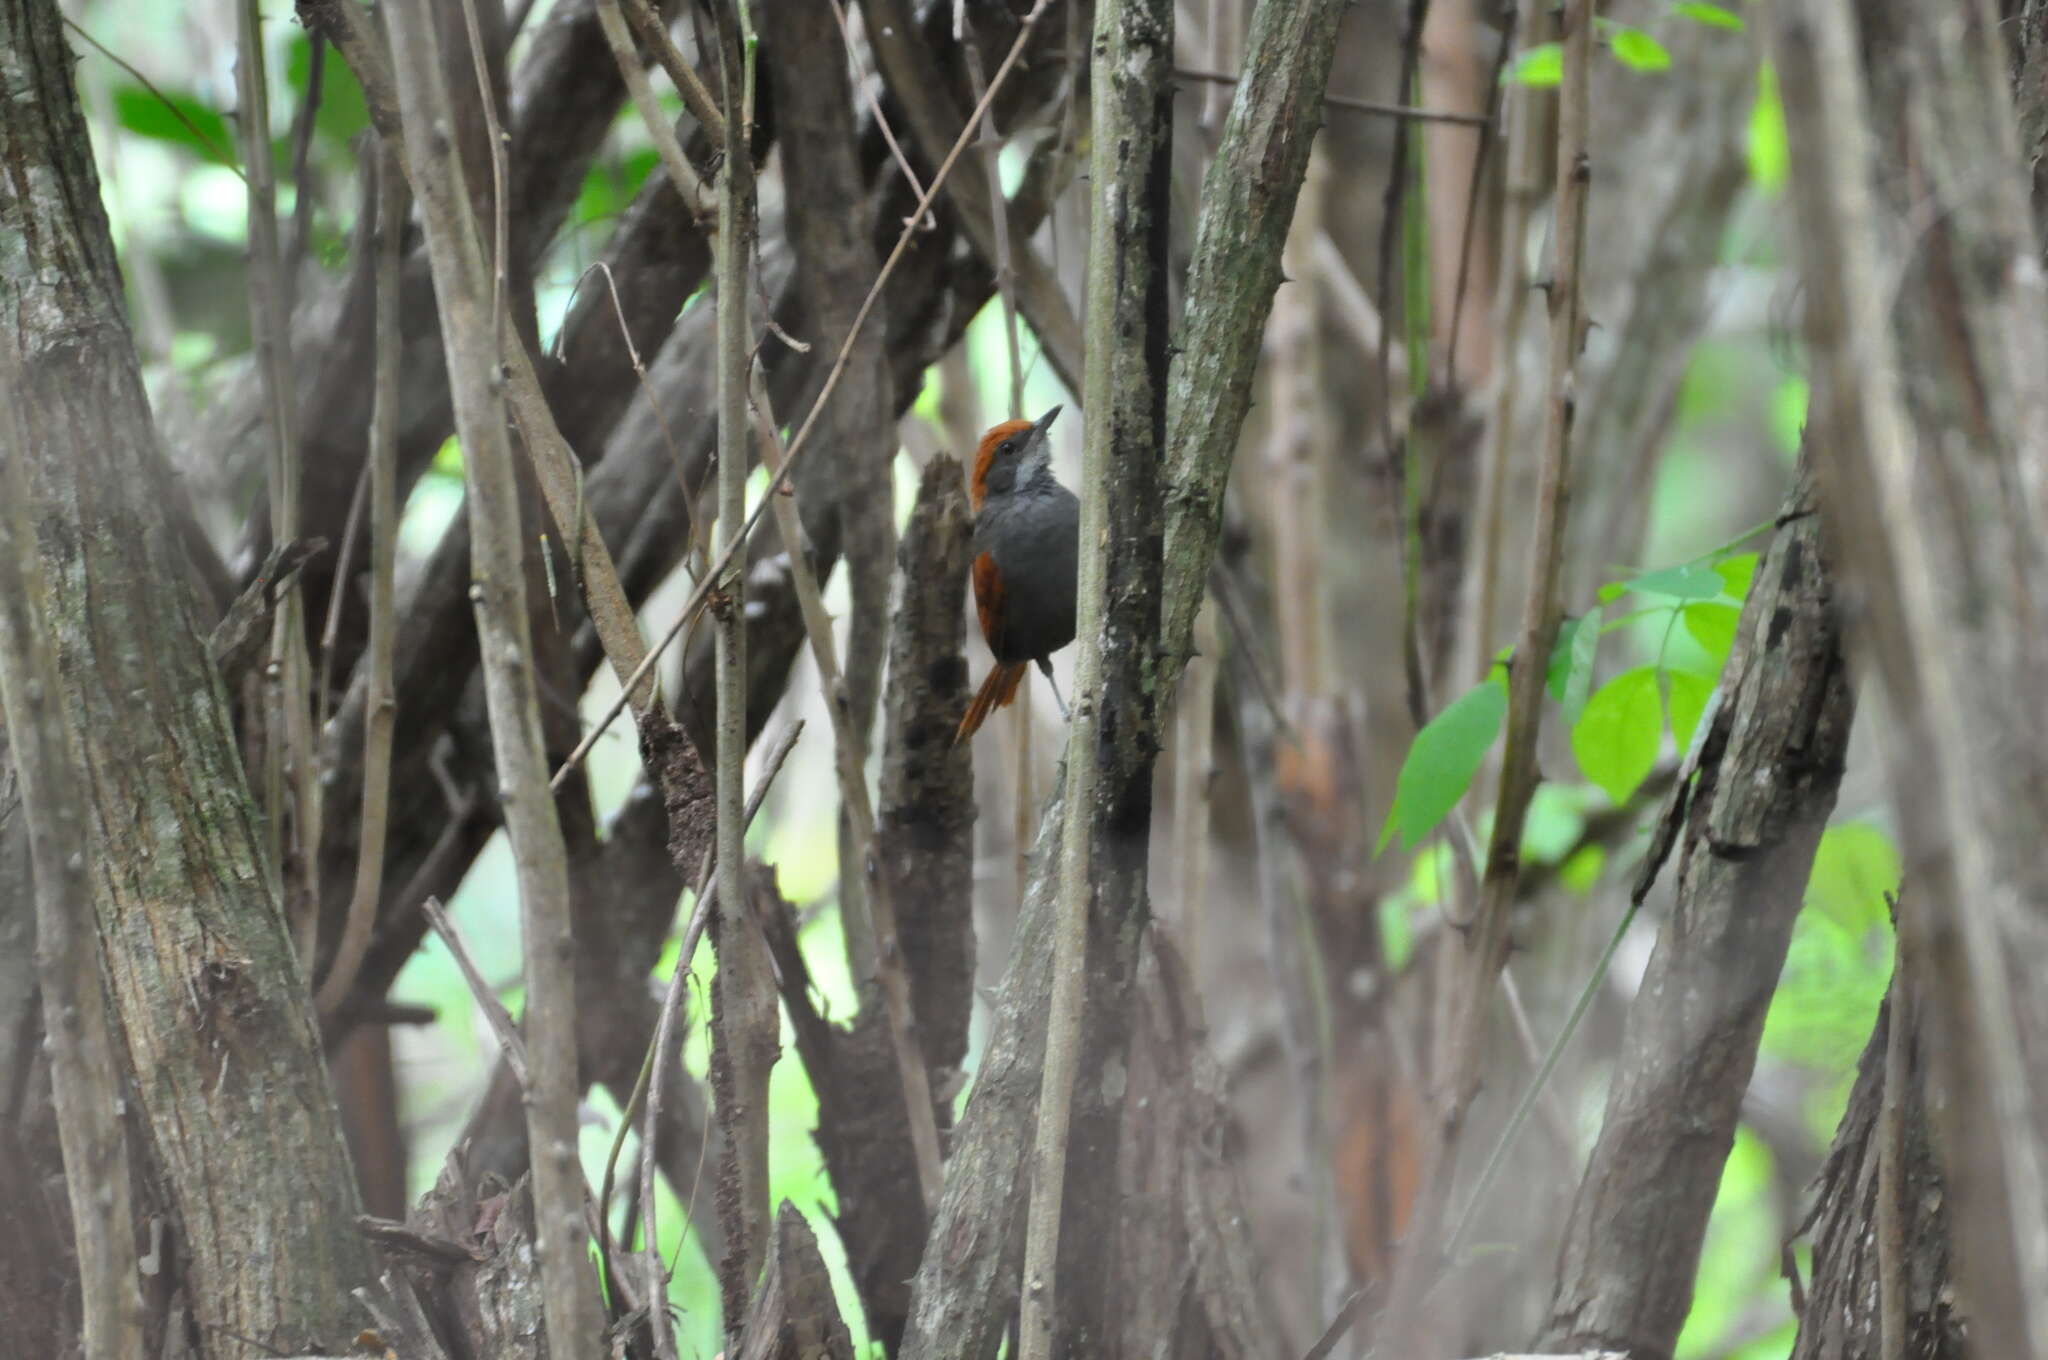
[12,0,2048,1357]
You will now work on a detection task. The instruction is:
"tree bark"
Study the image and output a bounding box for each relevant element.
[1540,462,1854,1359]
[1772,0,2048,1350]
[0,1,370,1351]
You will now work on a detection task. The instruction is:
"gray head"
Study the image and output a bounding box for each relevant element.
[975,405,1062,502]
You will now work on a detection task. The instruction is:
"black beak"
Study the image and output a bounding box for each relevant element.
[1031,405,1062,440]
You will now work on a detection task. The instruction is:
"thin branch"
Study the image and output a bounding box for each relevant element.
[597,0,716,221]
[553,0,1057,788]
[611,720,800,1309]
[702,3,771,1345]
[1385,0,1592,1339]
[618,0,728,145]
[63,16,246,178]
[744,369,945,1208]
[385,0,604,1350]
[423,898,530,1089]
[1173,64,1490,126]
[455,0,511,352]
[282,31,325,300]
[316,147,407,1018]
[1462,0,1545,682]
[238,0,323,977]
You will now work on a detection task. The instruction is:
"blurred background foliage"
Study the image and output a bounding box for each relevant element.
[70,0,1895,1353]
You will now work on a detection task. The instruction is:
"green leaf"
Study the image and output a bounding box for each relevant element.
[1559,843,1607,894]
[112,85,237,168]
[1749,63,1790,192]
[1683,602,1743,663]
[1805,822,1901,933]
[286,35,371,150]
[1666,668,1715,752]
[1769,374,1808,456]
[1672,1,1744,30]
[1608,25,1673,72]
[1572,666,1662,804]
[1713,553,1759,600]
[1505,42,1563,86]
[1378,670,1509,854]
[1623,563,1726,600]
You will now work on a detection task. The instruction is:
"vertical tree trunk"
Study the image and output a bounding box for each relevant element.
[0,1,369,1351]
[1540,463,1855,1358]
[1771,0,2048,1351]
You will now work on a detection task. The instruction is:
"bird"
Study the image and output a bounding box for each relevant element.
[954,405,1079,745]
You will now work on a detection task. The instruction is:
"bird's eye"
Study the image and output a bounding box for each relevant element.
[998,439,1016,457]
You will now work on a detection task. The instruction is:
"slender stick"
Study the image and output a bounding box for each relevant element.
[697,3,770,1347]
[1173,65,1489,125]
[316,147,407,1017]
[745,370,945,1207]
[597,0,715,221]
[237,0,322,974]
[616,720,800,1306]
[385,0,603,1351]
[1384,0,1593,1340]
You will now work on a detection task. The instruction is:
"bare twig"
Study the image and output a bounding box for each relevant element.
[553,0,1057,788]
[744,369,946,1208]
[1385,0,1592,1339]
[386,0,604,1350]
[454,0,511,350]
[618,0,728,144]
[825,0,931,224]
[282,31,326,301]
[423,898,530,1089]
[316,147,408,1018]
[237,0,323,977]
[701,4,772,1346]
[0,415,147,1360]
[64,16,245,177]
[611,721,800,1310]
[1461,0,1545,682]
[597,0,715,221]
[1173,64,1490,126]
[861,0,1084,395]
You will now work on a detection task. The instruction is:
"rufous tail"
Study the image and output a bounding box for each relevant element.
[954,661,1028,745]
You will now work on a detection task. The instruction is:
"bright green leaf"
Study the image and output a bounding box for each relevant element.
[1770,375,1808,456]
[1683,602,1743,663]
[286,35,370,148]
[1597,580,1629,605]
[1572,666,1662,804]
[1673,1,1744,30]
[112,85,237,168]
[1713,553,1759,600]
[1625,563,1726,600]
[1559,843,1607,895]
[1608,25,1673,72]
[1506,42,1563,86]
[1805,822,1901,933]
[1666,668,1715,752]
[1378,670,1509,854]
[1749,63,1790,192]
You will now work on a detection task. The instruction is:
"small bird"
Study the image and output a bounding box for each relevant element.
[954,406,1079,745]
